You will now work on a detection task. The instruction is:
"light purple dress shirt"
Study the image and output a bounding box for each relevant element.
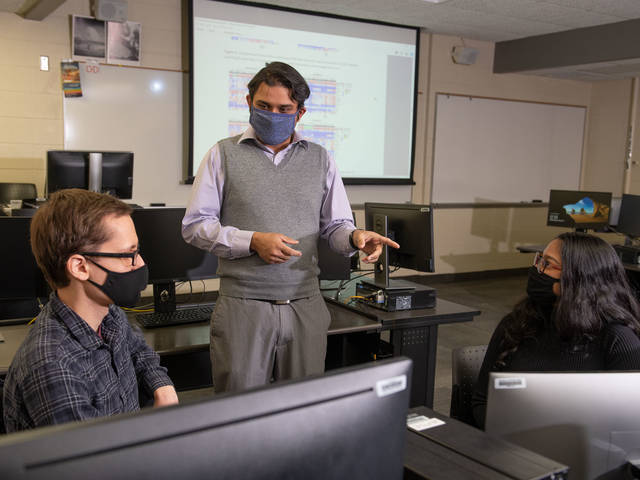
[182,127,356,259]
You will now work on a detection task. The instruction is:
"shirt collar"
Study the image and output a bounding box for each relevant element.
[49,292,116,351]
[238,126,308,151]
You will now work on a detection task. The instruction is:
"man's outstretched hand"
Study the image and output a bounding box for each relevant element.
[351,229,400,264]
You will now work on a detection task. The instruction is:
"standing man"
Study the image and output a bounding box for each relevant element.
[182,61,398,393]
[3,189,178,432]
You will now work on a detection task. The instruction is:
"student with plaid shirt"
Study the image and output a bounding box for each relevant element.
[3,189,178,432]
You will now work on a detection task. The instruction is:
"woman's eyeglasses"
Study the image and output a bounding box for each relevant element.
[533,251,561,274]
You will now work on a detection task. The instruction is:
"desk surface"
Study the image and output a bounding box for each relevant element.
[0,297,479,374]
[326,297,481,330]
[404,406,569,480]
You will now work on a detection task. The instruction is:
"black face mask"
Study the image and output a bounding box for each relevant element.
[526,266,559,307]
[85,259,149,308]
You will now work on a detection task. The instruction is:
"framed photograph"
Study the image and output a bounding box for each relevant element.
[72,15,106,61]
[107,21,142,66]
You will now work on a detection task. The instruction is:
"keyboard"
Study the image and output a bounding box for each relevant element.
[136,305,214,328]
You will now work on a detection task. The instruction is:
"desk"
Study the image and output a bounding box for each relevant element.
[0,297,480,408]
[404,406,569,480]
[325,298,480,408]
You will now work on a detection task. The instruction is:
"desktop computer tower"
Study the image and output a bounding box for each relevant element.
[613,244,640,265]
[356,280,436,311]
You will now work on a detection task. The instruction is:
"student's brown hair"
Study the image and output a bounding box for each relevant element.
[30,189,133,289]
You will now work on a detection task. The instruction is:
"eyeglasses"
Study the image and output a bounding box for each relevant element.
[80,250,141,267]
[533,251,561,274]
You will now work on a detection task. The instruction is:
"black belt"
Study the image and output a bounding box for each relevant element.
[266,299,291,305]
[247,299,292,305]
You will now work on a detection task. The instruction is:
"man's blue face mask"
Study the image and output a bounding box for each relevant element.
[249,107,298,146]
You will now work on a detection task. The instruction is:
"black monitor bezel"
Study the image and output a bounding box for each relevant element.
[130,207,219,285]
[0,358,412,479]
[0,217,49,320]
[364,202,435,273]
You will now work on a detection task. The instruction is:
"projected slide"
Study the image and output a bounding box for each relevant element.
[192,0,417,181]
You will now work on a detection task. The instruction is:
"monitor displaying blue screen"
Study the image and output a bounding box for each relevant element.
[546,189,612,231]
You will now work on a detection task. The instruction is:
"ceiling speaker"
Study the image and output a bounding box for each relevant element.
[94,0,128,22]
[451,46,479,65]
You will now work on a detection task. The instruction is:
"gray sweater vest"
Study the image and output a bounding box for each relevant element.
[217,135,329,300]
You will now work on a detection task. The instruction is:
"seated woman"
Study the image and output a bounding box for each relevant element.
[472,232,640,428]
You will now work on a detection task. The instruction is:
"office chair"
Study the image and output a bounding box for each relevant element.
[0,183,37,204]
[450,344,487,428]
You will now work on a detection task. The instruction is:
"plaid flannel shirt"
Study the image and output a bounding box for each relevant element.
[3,293,172,432]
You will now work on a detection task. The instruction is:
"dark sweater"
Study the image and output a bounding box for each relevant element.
[472,312,640,429]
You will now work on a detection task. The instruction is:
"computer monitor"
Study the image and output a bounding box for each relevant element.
[363,202,434,288]
[616,193,640,238]
[47,150,134,199]
[131,207,218,312]
[546,189,612,232]
[0,217,48,321]
[486,371,640,479]
[317,211,359,281]
[0,357,412,479]
[317,237,351,280]
[609,196,622,227]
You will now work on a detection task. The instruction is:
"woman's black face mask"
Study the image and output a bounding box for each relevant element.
[526,266,559,306]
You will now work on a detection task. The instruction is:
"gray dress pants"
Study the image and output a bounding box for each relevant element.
[210,293,331,393]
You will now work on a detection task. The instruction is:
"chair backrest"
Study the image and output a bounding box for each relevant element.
[449,344,487,427]
[0,183,37,204]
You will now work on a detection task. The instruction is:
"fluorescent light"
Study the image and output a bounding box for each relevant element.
[421,0,452,3]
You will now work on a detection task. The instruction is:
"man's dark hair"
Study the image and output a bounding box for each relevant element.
[247,62,310,108]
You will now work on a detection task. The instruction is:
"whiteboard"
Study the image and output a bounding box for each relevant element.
[63,64,193,205]
[431,94,586,204]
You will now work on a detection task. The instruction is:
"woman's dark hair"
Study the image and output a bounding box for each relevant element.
[497,232,640,365]
[247,62,310,108]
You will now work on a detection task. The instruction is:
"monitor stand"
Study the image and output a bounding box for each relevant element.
[360,213,415,292]
[153,281,177,313]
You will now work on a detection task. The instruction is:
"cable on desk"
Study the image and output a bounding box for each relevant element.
[122,307,154,313]
[175,281,193,304]
[321,264,402,303]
